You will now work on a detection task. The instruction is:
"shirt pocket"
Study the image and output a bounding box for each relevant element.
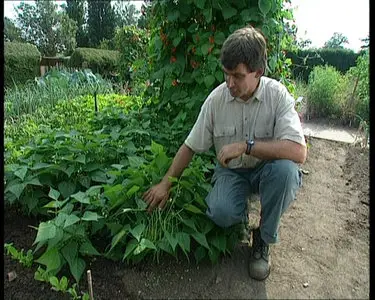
[254,120,275,140]
[213,126,242,168]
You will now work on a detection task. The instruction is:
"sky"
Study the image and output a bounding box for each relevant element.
[4,0,369,52]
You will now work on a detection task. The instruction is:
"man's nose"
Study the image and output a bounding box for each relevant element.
[227,76,235,88]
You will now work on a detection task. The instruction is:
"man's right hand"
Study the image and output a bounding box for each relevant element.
[142,181,171,213]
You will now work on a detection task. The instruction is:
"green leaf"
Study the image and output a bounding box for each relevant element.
[194,0,206,9]
[58,181,76,199]
[164,231,178,251]
[209,235,227,252]
[201,43,211,55]
[123,239,138,260]
[215,70,224,82]
[151,141,164,155]
[71,191,90,204]
[222,5,237,19]
[70,257,86,283]
[64,214,81,228]
[48,187,60,201]
[208,247,220,263]
[30,162,53,170]
[126,185,140,197]
[49,276,59,288]
[173,36,182,47]
[61,165,75,178]
[180,218,197,231]
[258,0,272,15]
[7,183,26,199]
[109,228,128,253]
[35,247,61,273]
[33,222,57,245]
[24,176,43,186]
[81,211,101,221]
[90,170,107,183]
[214,31,226,45]
[130,224,146,242]
[79,176,91,189]
[139,238,157,251]
[175,232,190,253]
[79,241,100,256]
[203,8,212,23]
[194,245,207,263]
[14,166,28,181]
[75,154,86,164]
[192,232,210,249]
[61,241,78,270]
[167,10,180,21]
[128,156,145,168]
[204,75,216,88]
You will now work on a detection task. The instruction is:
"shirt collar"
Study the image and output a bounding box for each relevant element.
[225,77,265,103]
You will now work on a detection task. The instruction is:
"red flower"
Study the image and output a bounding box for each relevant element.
[170,56,177,63]
[209,36,215,44]
[172,79,178,86]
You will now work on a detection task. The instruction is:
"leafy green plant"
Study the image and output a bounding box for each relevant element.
[35,267,90,300]
[306,65,349,119]
[4,68,113,119]
[4,243,34,267]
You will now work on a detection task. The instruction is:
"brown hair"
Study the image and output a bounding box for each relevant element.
[220,26,268,75]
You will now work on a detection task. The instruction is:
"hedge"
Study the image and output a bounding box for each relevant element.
[5,42,41,87]
[69,47,120,78]
[286,48,359,82]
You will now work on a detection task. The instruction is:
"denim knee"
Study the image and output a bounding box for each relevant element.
[262,159,301,188]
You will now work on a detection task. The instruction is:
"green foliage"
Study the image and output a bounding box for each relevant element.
[34,267,90,300]
[113,1,140,27]
[114,25,150,84]
[69,48,120,77]
[286,48,359,82]
[87,0,116,47]
[345,49,369,124]
[65,0,89,47]
[140,0,296,148]
[4,69,113,120]
[5,42,41,88]
[15,0,78,56]
[4,17,24,42]
[307,65,349,119]
[4,243,34,268]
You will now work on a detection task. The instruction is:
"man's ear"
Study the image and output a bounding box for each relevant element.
[255,69,263,78]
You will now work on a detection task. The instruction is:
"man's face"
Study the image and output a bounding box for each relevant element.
[223,63,261,101]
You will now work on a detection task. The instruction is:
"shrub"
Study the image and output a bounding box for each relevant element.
[113,25,150,83]
[69,48,120,78]
[345,49,369,124]
[5,42,41,87]
[306,65,349,119]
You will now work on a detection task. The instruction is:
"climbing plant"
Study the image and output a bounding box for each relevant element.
[145,0,296,130]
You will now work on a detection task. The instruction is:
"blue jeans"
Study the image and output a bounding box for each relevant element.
[205,159,302,244]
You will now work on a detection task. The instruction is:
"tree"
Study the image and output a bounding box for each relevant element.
[323,32,349,49]
[360,35,369,49]
[87,0,116,47]
[113,1,139,28]
[15,0,77,56]
[4,17,24,42]
[65,0,89,47]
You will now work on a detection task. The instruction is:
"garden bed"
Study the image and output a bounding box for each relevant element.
[4,137,369,299]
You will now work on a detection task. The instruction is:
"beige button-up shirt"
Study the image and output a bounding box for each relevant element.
[184,76,306,169]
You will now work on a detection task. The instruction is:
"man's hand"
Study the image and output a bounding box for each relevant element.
[143,181,171,213]
[217,142,246,167]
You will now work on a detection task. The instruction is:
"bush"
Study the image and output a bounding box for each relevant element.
[306,65,349,119]
[114,25,150,83]
[69,47,120,78]
[5,42,41,87]
[345,50,369,124]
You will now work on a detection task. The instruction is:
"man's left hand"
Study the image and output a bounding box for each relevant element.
[217,142,246,167]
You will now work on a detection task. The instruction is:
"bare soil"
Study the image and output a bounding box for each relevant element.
[4,137,369,299]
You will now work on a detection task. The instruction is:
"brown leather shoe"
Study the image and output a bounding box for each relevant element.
[248,228,271,280]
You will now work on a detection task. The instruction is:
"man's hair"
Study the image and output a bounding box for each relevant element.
[220,26,268,74]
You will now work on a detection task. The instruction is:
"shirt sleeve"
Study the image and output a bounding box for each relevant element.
[274,88,306,146]
[184,98,214,153]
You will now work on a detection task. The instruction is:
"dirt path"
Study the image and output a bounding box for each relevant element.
[4,137,369,299]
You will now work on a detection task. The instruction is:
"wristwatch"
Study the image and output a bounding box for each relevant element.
[245,139,255,155]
